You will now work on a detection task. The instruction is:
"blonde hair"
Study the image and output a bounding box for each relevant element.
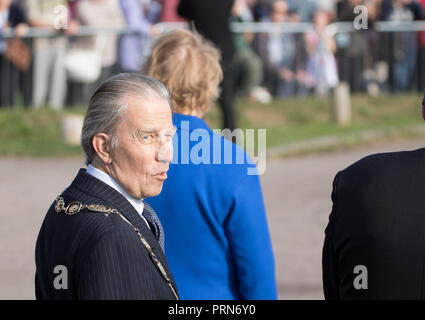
[143,29,223,115]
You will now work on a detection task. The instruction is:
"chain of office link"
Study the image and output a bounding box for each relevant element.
[54,196,179,300]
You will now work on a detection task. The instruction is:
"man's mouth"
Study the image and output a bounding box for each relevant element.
[154,170,168,181]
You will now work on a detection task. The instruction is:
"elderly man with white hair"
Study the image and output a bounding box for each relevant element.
[35,73,178,300]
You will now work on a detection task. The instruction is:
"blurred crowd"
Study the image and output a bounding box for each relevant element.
[236,0,425,100]
[1,0,425,109]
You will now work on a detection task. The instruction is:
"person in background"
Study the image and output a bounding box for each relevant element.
[145,0,162,25]
[143,29,277,300]
[8,0,32,108]
[305,10,339,96]
[178,0,237,131]
[418,0,425,91]
[69,0,125,105]
[336,0,368,93]
[119,0,158,73]
[362,0,381,95]
[252,0,271,21]
[316,0,337,19]
[288,5,310,97]
[24,0,77,109]
[287,0,316,22]
[232,0,269,102]
[68,0,78,18]
[160,0,186,22]
[75,0,125,86]
[0,0,28,107]
[380,0,425,92]
[258,0,298,98]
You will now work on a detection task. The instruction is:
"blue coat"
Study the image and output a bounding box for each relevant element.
[147,113,277,299]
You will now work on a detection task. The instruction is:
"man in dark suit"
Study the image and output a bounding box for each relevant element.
[323,95,425,299]
[178,0,237,131]
[35,73,179,299]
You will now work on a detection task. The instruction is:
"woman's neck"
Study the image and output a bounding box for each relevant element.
[178,109,204,118]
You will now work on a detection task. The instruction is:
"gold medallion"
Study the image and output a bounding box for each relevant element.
[65,201,83,215]
[86,204,112,214]
[55,197,65,212]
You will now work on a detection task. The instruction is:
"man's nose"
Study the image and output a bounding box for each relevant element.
[157,139,173,163]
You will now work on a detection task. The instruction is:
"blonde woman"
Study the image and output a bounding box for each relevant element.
[143,29,277,300]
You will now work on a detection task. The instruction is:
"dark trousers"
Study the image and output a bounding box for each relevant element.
[20,66,33,107]
[219,62,236,130]
[0,54,19,108]
[417,47,425,92]
[66,65,115,107]
[337,49,364,93]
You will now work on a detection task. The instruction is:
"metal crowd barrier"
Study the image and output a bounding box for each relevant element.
[1,21,425,40]
[1,20,425,105]
[0,22,189,39]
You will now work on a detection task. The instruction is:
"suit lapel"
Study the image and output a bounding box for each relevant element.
[70,169,177,288]
[70,169,164,257]
[94,187,177,289]
[68,169,178,295]
[103,191,177,289]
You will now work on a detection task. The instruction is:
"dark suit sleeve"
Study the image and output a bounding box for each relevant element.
[322,172,341,300]
[10,4,27,27]
[409,2,425,20]
[77,228,155,300]
[177,0,193,20]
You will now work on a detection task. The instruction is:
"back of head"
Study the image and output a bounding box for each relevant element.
[143,29,223,116]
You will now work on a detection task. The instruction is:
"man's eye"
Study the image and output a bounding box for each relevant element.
[143,135,152,141]
[166,130,176,138]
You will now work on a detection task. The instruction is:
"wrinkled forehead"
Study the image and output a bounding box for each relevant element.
[123,96,173,131]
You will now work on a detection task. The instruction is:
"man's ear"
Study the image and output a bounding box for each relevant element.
[92,133,113,165]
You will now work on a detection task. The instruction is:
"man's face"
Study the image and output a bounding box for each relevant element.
[109,96,175,199]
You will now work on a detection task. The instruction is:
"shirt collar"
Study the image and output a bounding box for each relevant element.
[86,164,145,217]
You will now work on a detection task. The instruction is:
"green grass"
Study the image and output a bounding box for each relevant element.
[207,93,425,147]
[0,106,84,157]
[0,94,424,157]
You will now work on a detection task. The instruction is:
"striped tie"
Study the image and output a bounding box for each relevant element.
[142,202,165,252]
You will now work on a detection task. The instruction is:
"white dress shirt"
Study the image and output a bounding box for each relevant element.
[86,164,151,230]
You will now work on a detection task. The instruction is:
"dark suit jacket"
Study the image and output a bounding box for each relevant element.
[323,148,425,299]
[178,0,235,65]
[8,4,27,27]
[35,169,178,300]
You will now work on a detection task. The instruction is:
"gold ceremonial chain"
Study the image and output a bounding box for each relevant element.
[54,196,179,300]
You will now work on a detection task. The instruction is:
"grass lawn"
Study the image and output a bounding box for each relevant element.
[0,93,424,157]
[0,106,85,157]
[207,93,425,156]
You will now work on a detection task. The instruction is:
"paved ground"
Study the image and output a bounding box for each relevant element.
[1,139,425,300]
